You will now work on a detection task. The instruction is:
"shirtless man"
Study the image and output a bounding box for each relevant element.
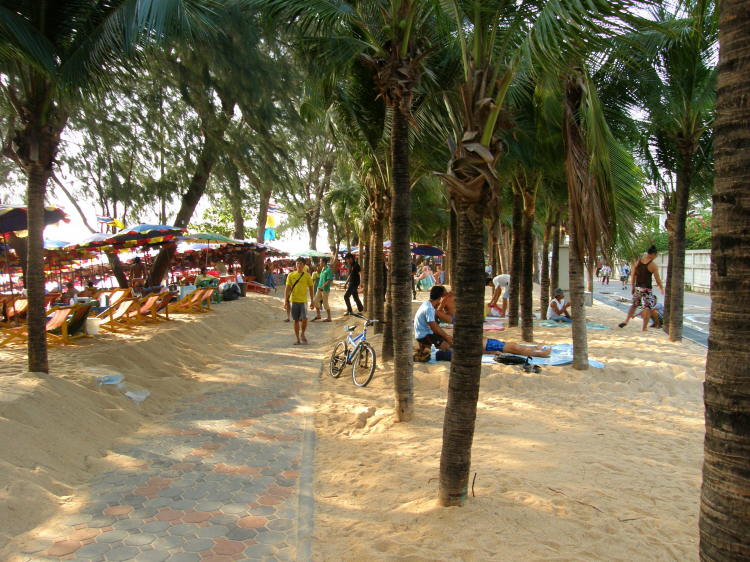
[129,257,147,292]
[618,245,665,331]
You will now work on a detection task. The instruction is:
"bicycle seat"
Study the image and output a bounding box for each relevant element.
[345,325,356,332]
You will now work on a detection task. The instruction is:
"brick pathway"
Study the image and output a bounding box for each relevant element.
[18,330,323,561]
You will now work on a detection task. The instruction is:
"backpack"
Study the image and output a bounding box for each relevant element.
[493,353,529,365]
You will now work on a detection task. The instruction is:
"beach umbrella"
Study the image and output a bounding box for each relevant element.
[411,244,444,257]
[0,205,69,234]
[180,232,241,245]
[108,224,185,244]
[296,249,331,258]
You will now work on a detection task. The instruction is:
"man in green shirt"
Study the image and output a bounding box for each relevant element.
[285,257,315,344]
[311,257,333,322]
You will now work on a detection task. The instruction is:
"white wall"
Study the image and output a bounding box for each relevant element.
[616,249,710,294]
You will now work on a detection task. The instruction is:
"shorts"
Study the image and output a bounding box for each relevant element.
[314,290,330,310]
[417,333,443,348]
[632,287,657,310]
[291,301,307,321]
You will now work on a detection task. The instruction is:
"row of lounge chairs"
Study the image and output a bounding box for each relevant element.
[0,287,216,347]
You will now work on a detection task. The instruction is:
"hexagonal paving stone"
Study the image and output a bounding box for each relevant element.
[225,526,257,541]
[236,516,267,529]
[267,518,293,531]
[123,533,157,547]
[75,541,112,559]
[105,545,140,561]
[87,517,116,528]
[242,543,277,558]
[167,524,198,537]
[134,551,170,562]
[195,525,229,539]
[141,521,171,533]
[151,535,185,550]
[182,538,214,553]
[112,518,142,531]
[95,530,129,544]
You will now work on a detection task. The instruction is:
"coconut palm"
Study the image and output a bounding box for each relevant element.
[436,0,640,506]
[699,0,750,556]
[0,0,215,372]
[623,0,716,342]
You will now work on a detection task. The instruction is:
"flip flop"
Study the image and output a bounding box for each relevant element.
[618,322,627,328]
[284,319,290,322]
[322,319,332,322]
[293,341,301,345]
[311,317,320,322]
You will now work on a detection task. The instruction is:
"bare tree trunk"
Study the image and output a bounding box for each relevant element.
[106,252,129,288]
[372,216,385,334]
[381,265,394,362]
[550,217,560,298]
[540,219,552,320]
[700,3,750,554]
[663,218,674,334]
[569,224,589,370]
[668,154,693,342]
[390,106,414,421]
[508,191,522,326]
[520,190,535,342]
[439,202,485,506]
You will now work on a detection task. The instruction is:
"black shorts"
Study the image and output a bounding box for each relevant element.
[417,333,443,348]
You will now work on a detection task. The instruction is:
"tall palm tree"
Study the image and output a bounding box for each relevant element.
[621,0,716,342]
[436,0,639,506]
[699,0,750,556]
[256,0,449,421]
[0,0,213,372]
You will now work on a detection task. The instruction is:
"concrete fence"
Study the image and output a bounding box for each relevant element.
[650,249,711,293]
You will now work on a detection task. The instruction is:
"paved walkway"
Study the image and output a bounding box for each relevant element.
[19,324,326,561]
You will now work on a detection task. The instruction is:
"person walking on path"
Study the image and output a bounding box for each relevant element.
[620,263,630,289]
[619,245,665,331]
[285,257,315,344]
[311,257,333,322]
[600,264,611,285]
[343,252,363,316]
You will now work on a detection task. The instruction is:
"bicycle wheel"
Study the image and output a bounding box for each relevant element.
[329,342,346,378]
[352,342,376,387]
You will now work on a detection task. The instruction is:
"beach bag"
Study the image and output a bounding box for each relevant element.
[435,349,452,361]
[222,283,241,301]
[493,353,528,365]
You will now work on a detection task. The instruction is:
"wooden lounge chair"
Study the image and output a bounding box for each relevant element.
[107,288,132,308]
[130,292,173,324]
[97,298,141,332]
[2,297,27,325]
[167,288,214,314]
[0,304,92,346]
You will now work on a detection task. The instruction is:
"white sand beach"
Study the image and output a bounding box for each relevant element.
[0,289,706,560]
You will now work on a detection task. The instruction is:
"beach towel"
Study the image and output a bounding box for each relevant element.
[481,344,604,368]
[537,320,610,330]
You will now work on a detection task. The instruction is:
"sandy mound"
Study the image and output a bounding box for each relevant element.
[0,293,283,546]
[313,296,706,561]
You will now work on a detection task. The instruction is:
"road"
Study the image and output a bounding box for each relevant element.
[591,280,710,347]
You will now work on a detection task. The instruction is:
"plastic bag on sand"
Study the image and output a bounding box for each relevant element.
[89,368,149,403]
[117,382,150,404]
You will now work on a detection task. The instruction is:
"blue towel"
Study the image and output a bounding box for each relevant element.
[482,344,604,369]
[537,320,610,330]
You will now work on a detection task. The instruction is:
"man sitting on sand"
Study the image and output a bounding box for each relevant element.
[547,288,572,323]
[285,257,315,345]
[414,285,453,351]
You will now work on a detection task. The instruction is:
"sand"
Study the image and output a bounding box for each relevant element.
[312,291,706,561]
[0,287,707,560]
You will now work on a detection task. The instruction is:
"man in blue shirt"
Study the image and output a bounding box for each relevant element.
[414,285,453,351]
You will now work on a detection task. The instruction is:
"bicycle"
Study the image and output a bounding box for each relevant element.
[329,314,378,387]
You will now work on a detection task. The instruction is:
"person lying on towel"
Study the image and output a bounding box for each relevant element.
[486,338,551,357]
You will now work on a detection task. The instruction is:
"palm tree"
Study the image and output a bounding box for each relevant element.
[699,0,750,556]
[0,0,213,372]
[622,0,716,342]
[436,0,640,506]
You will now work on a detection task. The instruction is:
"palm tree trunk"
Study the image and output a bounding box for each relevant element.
[106,252,129,288]
[668,154,693,342]
[381,265,394,361]
[508,192,522,326]
[663,220,674,334]
[26,163,51,373]
[540,219,552,319]
[372,216,385,334]
[569,223,589,370]
[439,202,485,506]
[448,205,458,287]
[390,106,414,421]
[550,217,560,298]
[699,2,750,556]
[520,192,535,342]
[361,224,370,313]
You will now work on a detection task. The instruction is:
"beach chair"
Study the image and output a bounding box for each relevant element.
[131,293,173,323]
[48,303,93,344]
[107,288,132,308]
[168,288,214,314]
[0,305,83,346]
[246,281,271,295]
[97,298,141,332]
[2,297,27,325]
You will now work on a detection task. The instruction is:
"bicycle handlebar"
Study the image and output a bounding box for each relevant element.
[352,313,379,325]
